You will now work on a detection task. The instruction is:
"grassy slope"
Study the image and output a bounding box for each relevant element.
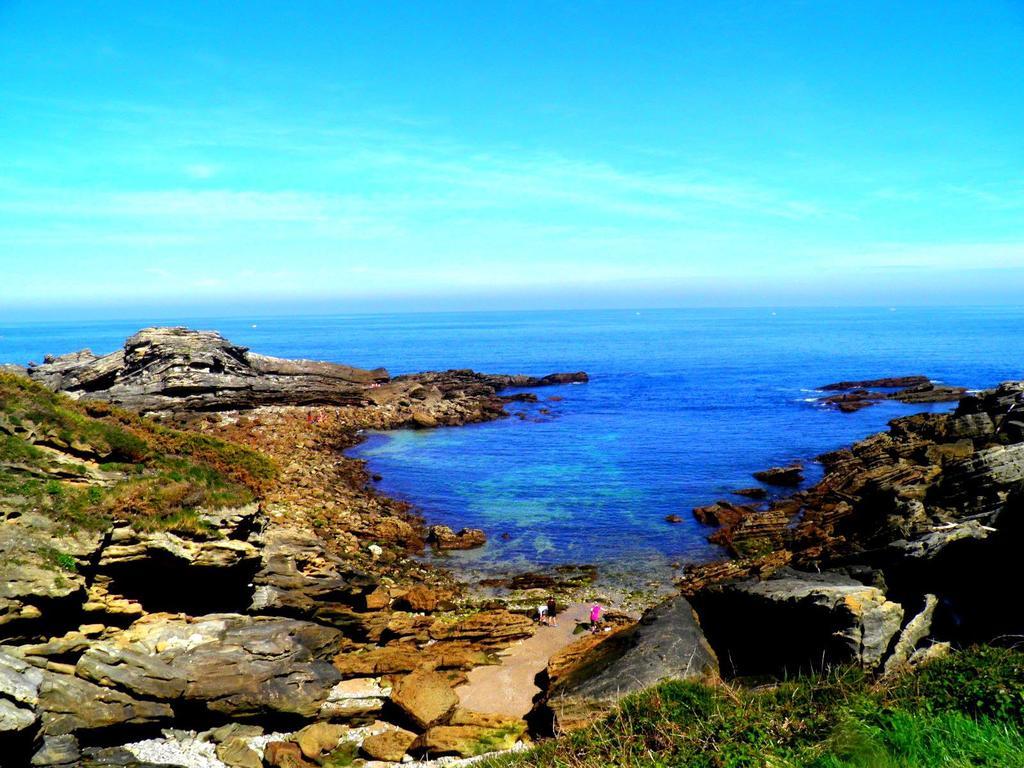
[485,647,1024,768]
[0,371,275,535]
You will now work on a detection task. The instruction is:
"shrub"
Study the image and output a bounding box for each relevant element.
[891,645,1024,723]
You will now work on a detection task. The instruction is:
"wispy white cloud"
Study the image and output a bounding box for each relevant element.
[809,241,1024,272]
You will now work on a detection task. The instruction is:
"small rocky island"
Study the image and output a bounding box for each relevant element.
[1,327,1022,766]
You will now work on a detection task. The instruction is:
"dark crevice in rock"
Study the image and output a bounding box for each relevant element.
[0,592,89,645]
[692,592,854,679]
[0,727,39,768]
[101,556,260,616]
[169,697,311,734]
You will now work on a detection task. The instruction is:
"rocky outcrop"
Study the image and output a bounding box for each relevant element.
[0,514,99,641]
[539,595,718,733]
[28,328,589,421]
[94,613,344,718]
[248,525,377,627]
[685,378,1024,678]
[821,376,932,390]
[36,668,174,737]
[690,568,904,676]
[817,376,966,413]
[0,651,42,735]
[27,327,388,413]
[0,330,590,767]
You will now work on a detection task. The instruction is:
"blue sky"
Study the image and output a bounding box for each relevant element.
[2,1,1023,317]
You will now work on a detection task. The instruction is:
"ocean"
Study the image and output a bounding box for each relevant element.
[3,307,1023,586]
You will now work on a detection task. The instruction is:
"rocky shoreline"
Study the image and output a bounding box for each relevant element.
[0,328,590,766]
[3,327,1021,766]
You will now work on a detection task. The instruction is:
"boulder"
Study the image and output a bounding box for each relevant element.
[360,727,417,762]
[691,567,904,676]
[263,741,312,768]
[76,645,185,700]
[753,464,804,486]
[293,721,348,759]
[883,594,938,676]
[334,641,486,677]
[429,610,535,647]
[215,738,263,768]
[204,722,264,744]
[390,669,459,730]
[543,595,718,732]
[362,587,391,611]
[410,411,439,429]
[0,696,37,733]
[394,585,441,613]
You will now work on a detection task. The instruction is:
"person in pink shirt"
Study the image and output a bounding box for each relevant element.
[589,602,603,632]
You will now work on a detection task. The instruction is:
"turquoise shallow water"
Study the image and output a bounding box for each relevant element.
[3,308,1024,583]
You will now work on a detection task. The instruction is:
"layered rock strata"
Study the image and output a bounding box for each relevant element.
[681,379,1024,677]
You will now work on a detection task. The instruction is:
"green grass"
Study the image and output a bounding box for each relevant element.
[482,647,1024,768]
[0,371,275,534]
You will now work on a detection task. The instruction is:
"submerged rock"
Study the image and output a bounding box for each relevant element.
[753,464,804,486]
[427,525,487,550]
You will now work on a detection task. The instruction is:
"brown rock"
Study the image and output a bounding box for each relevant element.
[390,669,459,730]
[215,738,262,768]
[361,727,417,761]
[427,524,487,550]
[430,610,535,647]
[263,740,313,768]
[294,722,348,759]
[395,585,441,613]
[664,514,683,523]
[363,587,391,611]
[692,501,757,528]
[334,644,425,676]
[410,410,439,429]
[753,464,804,486]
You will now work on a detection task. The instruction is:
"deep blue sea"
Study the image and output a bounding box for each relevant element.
[3,308,1023,585]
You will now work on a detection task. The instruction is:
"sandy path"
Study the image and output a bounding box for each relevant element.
[456,602,591,718]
